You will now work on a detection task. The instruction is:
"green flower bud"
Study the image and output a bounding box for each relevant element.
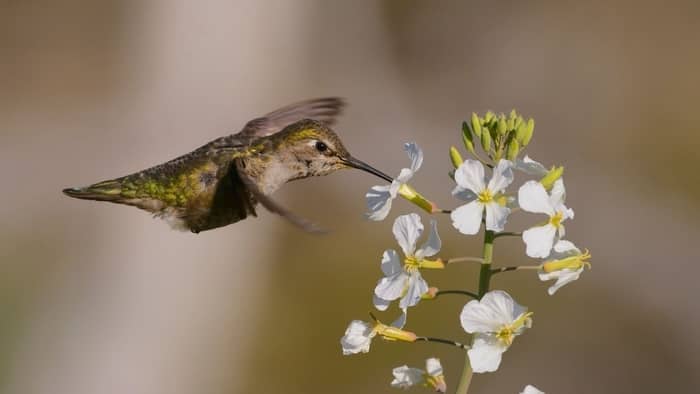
[514,115,523,129]
[484,111,495,123]
[497,117,508,136]
[506,139,520,160]
[480,127,492,153]
[540,166,564,191]
[470,113,482,138]
[507,110,516,130]
[461,121,476,155]
[449,146,463,168]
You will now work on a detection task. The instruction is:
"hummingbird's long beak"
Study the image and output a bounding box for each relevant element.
[343,156,394,183]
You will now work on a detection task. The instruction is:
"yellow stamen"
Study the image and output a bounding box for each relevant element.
[495,312,533,346]
[477,189,493,203]
[549,211,564,228]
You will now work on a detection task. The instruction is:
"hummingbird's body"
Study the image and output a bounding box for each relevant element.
[63,98,391,233]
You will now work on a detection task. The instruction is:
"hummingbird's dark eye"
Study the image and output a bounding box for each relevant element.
[315,141,328,152]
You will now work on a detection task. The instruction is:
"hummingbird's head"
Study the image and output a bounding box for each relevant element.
[276,119,393,182]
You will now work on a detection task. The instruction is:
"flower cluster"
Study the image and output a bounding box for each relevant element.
[340,111,591,393]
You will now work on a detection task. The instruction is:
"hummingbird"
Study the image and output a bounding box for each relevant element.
[63,97,392,233]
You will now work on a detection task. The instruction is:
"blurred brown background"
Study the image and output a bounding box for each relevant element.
[2,1,699,393]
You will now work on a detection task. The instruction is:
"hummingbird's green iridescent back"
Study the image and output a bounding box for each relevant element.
[63,98,345,233]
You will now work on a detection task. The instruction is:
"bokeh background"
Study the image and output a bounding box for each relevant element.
[2,1,699,393]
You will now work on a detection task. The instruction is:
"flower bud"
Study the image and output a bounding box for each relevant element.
[506,139,520,161]
[484,111,495,123]
[497,117,508,136]
[450,146,464,169]
[480,128,492,153]
[539,166,564,191]
[520,118,534,146]
[470,113,482,138]
[461,121,477,155]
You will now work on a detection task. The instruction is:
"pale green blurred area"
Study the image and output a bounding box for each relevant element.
[1,1,699,393]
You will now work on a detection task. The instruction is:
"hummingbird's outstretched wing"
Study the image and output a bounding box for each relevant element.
[235,159,327,233]
[239,97,345,139]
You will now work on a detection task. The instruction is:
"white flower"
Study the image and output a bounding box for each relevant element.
[391,358,446,393]
[366,142,422,221]
[450,159,514,235]
[521,385,545,394]
[374,213,443,320]
[539,240,591,295]
[519,178,574,258]
[514,155,547,177]
[340,316,417,355]
[460,290,532,373]
[340,320,374,355]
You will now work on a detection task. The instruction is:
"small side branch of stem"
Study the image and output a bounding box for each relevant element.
[493,231,522,239]
[416,336,469,350]
[491,265,540,275]
[435,290,479,299]
[447,256,485,265]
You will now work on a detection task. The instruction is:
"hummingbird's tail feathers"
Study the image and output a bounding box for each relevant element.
[62,180,123,202]
[239,97,345,139]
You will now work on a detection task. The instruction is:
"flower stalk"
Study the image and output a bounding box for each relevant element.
[456,229,496,394]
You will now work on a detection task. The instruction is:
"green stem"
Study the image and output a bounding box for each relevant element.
[456,230,495,394]
[454,354,473,393]
[478,230,495,297]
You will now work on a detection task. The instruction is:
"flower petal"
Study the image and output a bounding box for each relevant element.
[380,249,403,277]
[539,267,584,295]
[399,271,429,310]
[404,142,423,174]
[340,320,374,355]
[373,294,392,311]
[452,185,478,202]
[451,201,484,235]
[521,385,545,394]
[514,155,548,177]
[454,160,486,193]
[468,334,505,373]
[391,366,425,389]
[549,239,581,259]
[548,178,566,208]
[523,224,557,258]
[366,184,395,221]
[393,213,423,256]
[375,272,408,302]
[518,181,554,215]
[396,167,414,183]
[487,159,514,193]
[460,290,517,333]
[416,219,441,259]
[484,202,511,233]
[425,358,443,376]
[391,310,408,329]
